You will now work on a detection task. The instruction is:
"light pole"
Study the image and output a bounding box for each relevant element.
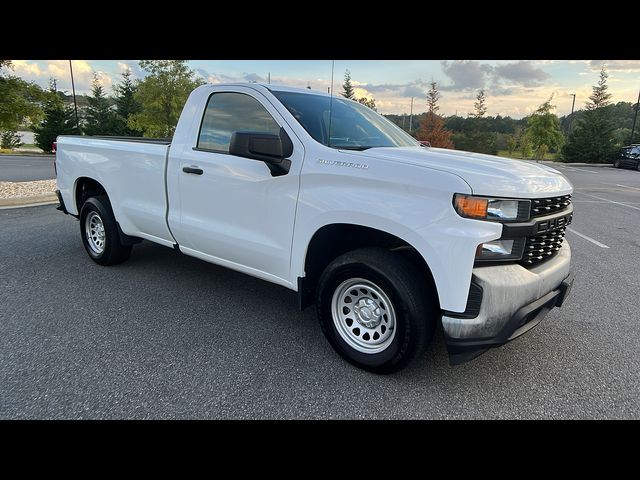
[630,88,640,144]
[68,60,80,131]
[409,97,414,135]
[568,93,576,134]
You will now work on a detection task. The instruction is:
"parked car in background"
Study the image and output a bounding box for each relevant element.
[613,145,640,170]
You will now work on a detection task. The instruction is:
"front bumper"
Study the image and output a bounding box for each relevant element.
[442,242,573,365]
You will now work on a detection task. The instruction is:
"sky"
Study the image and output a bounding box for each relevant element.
[8,60,640,118]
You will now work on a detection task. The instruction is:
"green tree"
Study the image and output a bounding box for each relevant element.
[0,62,46,131]
[506,134,517,156]
[470,89,487,118]
[128,60,205,137]
[113,69,143,136]
[525,96,564,160]
[1,130,23,149]
[561,68,615,163]
[341,69,356,99]
[519,133,533,159]
[33,82,80,152]
[84,74,120,136]
[357,97,377,110]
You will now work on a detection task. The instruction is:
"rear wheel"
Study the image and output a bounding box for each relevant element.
[79,196,132,265]
[316,247,436,373]
[636,161,640,172]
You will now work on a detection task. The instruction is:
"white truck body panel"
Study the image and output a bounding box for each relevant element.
[56,83,573,317]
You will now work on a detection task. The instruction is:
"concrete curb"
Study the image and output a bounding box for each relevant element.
[0,153,54,157]
[0,193,57,208]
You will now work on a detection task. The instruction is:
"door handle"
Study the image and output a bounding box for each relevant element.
[182,166,204,175]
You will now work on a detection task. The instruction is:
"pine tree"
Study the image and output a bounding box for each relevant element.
[471,89,487,118]
[561,68,615,163]
[33,82,80,152]
[586,68,612,110]
[459,89,495,154]
[113,70,143,136]
[342,69,355,99]
[426,81,440,114]
[416,82,453,148]
[84,74,119,136]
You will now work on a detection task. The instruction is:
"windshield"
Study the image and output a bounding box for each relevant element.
[272,91,420,150]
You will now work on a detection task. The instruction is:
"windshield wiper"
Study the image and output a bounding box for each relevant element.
[331,145,373,151]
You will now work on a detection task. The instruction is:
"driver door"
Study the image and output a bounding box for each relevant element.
[168,88,304,285]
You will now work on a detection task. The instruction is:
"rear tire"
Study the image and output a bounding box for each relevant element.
[79,196,132,266]
[316,247,437,373]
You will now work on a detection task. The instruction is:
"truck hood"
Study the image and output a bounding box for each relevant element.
[359,147,573,198]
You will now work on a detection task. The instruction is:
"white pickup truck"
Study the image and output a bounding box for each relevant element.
[55,83,574,373]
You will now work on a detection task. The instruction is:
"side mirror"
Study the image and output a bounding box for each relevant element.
[229,127,293,176]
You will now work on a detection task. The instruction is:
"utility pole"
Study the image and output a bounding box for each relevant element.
[268,72,271,84]
[568,93,576,134]
[68,60,80,131]
[630,88,640,144]
[409,97,414,135]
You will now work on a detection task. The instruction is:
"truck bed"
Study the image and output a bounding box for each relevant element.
[56,135,175,247]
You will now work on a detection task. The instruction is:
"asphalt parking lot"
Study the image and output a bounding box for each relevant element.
[0,154,55,182]
[1,164,639,419]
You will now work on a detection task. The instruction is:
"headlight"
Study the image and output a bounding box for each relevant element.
[476,238,525,262]
[453,194,530,222]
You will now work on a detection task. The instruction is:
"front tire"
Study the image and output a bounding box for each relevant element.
[79,196,132,265]
[613,159,620,168]
[316,247,436,373]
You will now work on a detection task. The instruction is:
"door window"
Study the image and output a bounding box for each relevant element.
[197,92,281,153]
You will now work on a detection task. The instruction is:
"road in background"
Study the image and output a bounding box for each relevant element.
[0,165,638,419]
[0,155,55,182]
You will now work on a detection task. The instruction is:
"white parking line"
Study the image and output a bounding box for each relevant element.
[567,228,610,249]
[554,165,598,174]
[576,191,640,212]
[615,184,640,191]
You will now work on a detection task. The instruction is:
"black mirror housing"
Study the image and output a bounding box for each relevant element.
[229,128,293,176]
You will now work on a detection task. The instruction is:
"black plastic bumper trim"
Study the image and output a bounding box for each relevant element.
[445,272,575,365]
[501,205,573,238]
[442,281,483,319]
[55,189,70,215]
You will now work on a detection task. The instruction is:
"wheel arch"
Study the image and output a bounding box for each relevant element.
[297,222,439,311]
[74,176,108,214]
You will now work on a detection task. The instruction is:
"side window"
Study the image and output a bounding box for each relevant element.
[197,92,281,153]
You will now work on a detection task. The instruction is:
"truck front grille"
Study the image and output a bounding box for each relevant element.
[530,194,572,218]
[520,226,567,266]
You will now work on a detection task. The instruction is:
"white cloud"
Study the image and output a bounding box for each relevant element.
[10,60,114,94]
[588,60,640,72]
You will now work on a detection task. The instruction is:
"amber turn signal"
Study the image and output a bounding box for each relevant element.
[454,195,488,219]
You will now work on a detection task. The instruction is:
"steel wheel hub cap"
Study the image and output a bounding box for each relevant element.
[331,278,396,354]
[354,298,381,328]
[85,211,106,254]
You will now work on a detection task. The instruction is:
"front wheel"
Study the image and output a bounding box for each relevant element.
[316,247,436,373]
[613,159,621,168]
[79,196,132,265]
